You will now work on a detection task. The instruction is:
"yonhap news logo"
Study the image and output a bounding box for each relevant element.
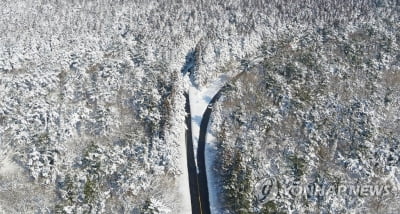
[255,176,400,205]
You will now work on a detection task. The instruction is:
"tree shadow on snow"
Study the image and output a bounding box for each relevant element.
[181,50,196,77]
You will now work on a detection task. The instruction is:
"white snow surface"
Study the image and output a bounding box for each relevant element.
[204,128,221,214]
[188,73,230,170]
[164,75,192,214]
[0,154,20,176]
[175,121,192,214]
[187,71,239,214]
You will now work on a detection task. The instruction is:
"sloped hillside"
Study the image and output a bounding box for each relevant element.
[211,15,400,214]
[0,0,399,213]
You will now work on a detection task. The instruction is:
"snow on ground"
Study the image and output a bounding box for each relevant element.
[166,75,192,214]
[204,129,222,214]
[187,71,239,214]
[188,73,230,170]
[175,122,192,214]
[0,153,20,176]
[183,56,260,213]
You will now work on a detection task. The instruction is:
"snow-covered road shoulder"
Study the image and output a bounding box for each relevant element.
[187,71,239,213]
[188,73,233,169]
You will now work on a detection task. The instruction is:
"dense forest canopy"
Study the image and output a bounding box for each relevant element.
[0,0,399,213]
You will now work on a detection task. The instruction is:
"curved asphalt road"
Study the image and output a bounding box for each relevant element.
[181,51,256,213]
[185,89,223,214]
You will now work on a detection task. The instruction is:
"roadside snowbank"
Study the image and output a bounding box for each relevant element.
[187,71,238,213]
[175,121,192,214]
[169,76,192,213]
[188,73,231,170]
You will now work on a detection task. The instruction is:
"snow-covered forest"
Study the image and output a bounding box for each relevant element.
[0,0,399,213]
